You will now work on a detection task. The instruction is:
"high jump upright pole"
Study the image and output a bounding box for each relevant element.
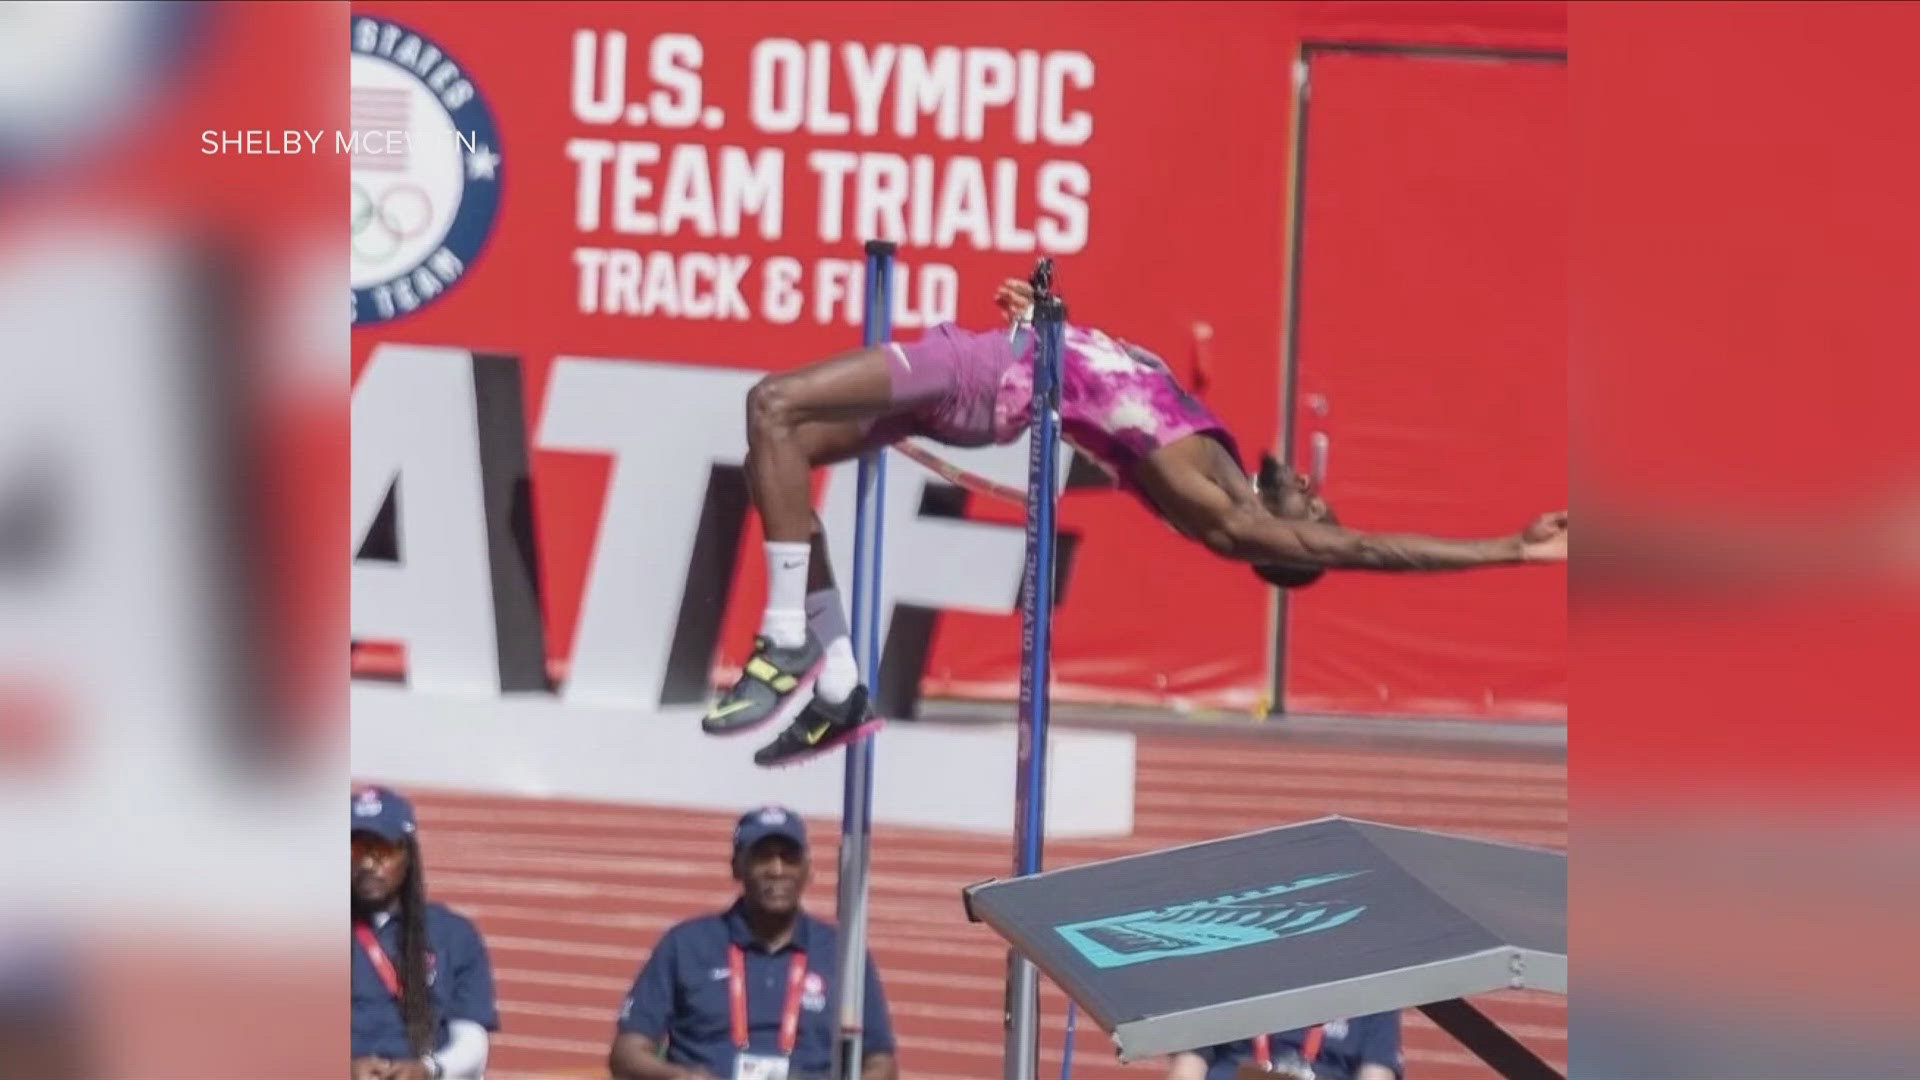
[1005,257,1066,1080]
[830,239,894,1080]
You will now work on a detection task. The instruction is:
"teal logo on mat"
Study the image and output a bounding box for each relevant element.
[1054,872,1370,970]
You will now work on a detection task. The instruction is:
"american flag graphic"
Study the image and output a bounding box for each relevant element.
[351,85,410,172]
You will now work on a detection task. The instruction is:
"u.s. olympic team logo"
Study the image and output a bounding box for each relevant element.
[350,17,502,326]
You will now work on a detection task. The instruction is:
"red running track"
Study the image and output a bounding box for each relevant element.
[394,728,1566,1080]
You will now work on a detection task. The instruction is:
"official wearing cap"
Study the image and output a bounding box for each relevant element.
[609,806,899,1080]
[351,786,500,1080]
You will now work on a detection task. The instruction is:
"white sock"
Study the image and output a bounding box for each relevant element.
[760,542,811,648]
[815,637,859,705]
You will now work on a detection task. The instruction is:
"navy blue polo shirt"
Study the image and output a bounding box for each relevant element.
[1196,1013,1404,1080]
[619,900,896,1078]
[351,902,501,1059]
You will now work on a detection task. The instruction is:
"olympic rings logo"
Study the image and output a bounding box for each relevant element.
[351,181,436,263]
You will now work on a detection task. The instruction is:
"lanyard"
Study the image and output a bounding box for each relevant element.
[728,945,809,1056]
[1253,1026,1323,1071]
[354,921,404,1002]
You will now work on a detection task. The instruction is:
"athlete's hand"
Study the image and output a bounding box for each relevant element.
[995,277,1034,321]
[1519,511,1569,563]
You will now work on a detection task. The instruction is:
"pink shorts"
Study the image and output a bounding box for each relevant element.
[871,322,1241,489]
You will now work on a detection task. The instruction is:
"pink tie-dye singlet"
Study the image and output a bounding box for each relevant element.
[878,321,1241,497]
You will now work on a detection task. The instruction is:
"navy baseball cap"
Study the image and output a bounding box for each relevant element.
[733,805,807,853]
[350,785,417,843]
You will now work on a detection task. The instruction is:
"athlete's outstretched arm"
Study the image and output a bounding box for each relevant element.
[1136,434,1567,573]
[1216,510,1565,572]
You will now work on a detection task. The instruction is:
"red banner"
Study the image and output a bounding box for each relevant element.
[1284,52,1568,719]
[349,1,1566,719]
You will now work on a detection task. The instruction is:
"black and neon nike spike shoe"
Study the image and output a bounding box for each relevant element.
[701,635,823,736]
[752,685,883,768]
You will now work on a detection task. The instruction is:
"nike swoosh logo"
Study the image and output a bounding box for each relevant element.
[780,559,806,570]
[707,700,755,721]
[804,721,834,745]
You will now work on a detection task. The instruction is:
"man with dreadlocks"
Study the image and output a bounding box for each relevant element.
[351,786,501,1080]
